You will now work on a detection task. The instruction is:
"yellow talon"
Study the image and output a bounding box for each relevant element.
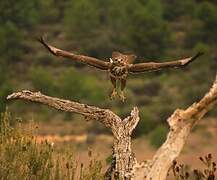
[110,89,117,99]
[119,91,126,102]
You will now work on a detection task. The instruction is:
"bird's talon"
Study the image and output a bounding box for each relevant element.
[110,90,117,99]
[119,92,126,102]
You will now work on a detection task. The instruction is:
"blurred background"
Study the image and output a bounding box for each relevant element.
[0,0,217,170]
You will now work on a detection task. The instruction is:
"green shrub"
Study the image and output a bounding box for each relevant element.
[30,66,57,96]
[134,109,158,137]
[38,0,59,23]
[0,0,41,28]
[30,67,107,107]
[149,125,168,148]
[59,68,107,104]
[0,22,24,61]
[186,2,217,46]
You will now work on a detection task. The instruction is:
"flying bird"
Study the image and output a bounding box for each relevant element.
[37,37,203,102]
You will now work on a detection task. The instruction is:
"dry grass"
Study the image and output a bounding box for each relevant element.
[1,110,216,179]
[0,111,104,180]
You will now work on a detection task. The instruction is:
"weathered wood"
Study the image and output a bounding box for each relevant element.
[7,90,119,127]
[112,107,139,179]
[7,91,139,179]
[130,74,217,180]
[7,74,217,180]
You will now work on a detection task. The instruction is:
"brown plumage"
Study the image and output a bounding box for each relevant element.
[38,37,203,101]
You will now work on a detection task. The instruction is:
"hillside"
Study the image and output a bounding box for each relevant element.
[1,0,217,142]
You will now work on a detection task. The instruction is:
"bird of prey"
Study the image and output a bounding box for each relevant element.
[38,37,203,102]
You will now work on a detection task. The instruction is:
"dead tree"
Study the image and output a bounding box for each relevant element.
[7,73,217,180]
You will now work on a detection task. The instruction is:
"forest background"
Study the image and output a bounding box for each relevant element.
[0,0,217,148]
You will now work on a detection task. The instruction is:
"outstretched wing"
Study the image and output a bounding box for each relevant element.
[129,52,204,73]
[37,37,110,70]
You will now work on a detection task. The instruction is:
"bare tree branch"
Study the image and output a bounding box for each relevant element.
[7,74,217,180]
[7,90,139,179]
[131,74,217,180]
[123,107,140,135]
[7,90,120,128]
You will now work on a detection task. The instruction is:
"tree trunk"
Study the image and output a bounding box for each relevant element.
[112,128,137,179]
[7,74,217,180]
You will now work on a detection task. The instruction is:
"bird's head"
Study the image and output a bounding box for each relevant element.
[111,51,136,66]
[110,57,123,66]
